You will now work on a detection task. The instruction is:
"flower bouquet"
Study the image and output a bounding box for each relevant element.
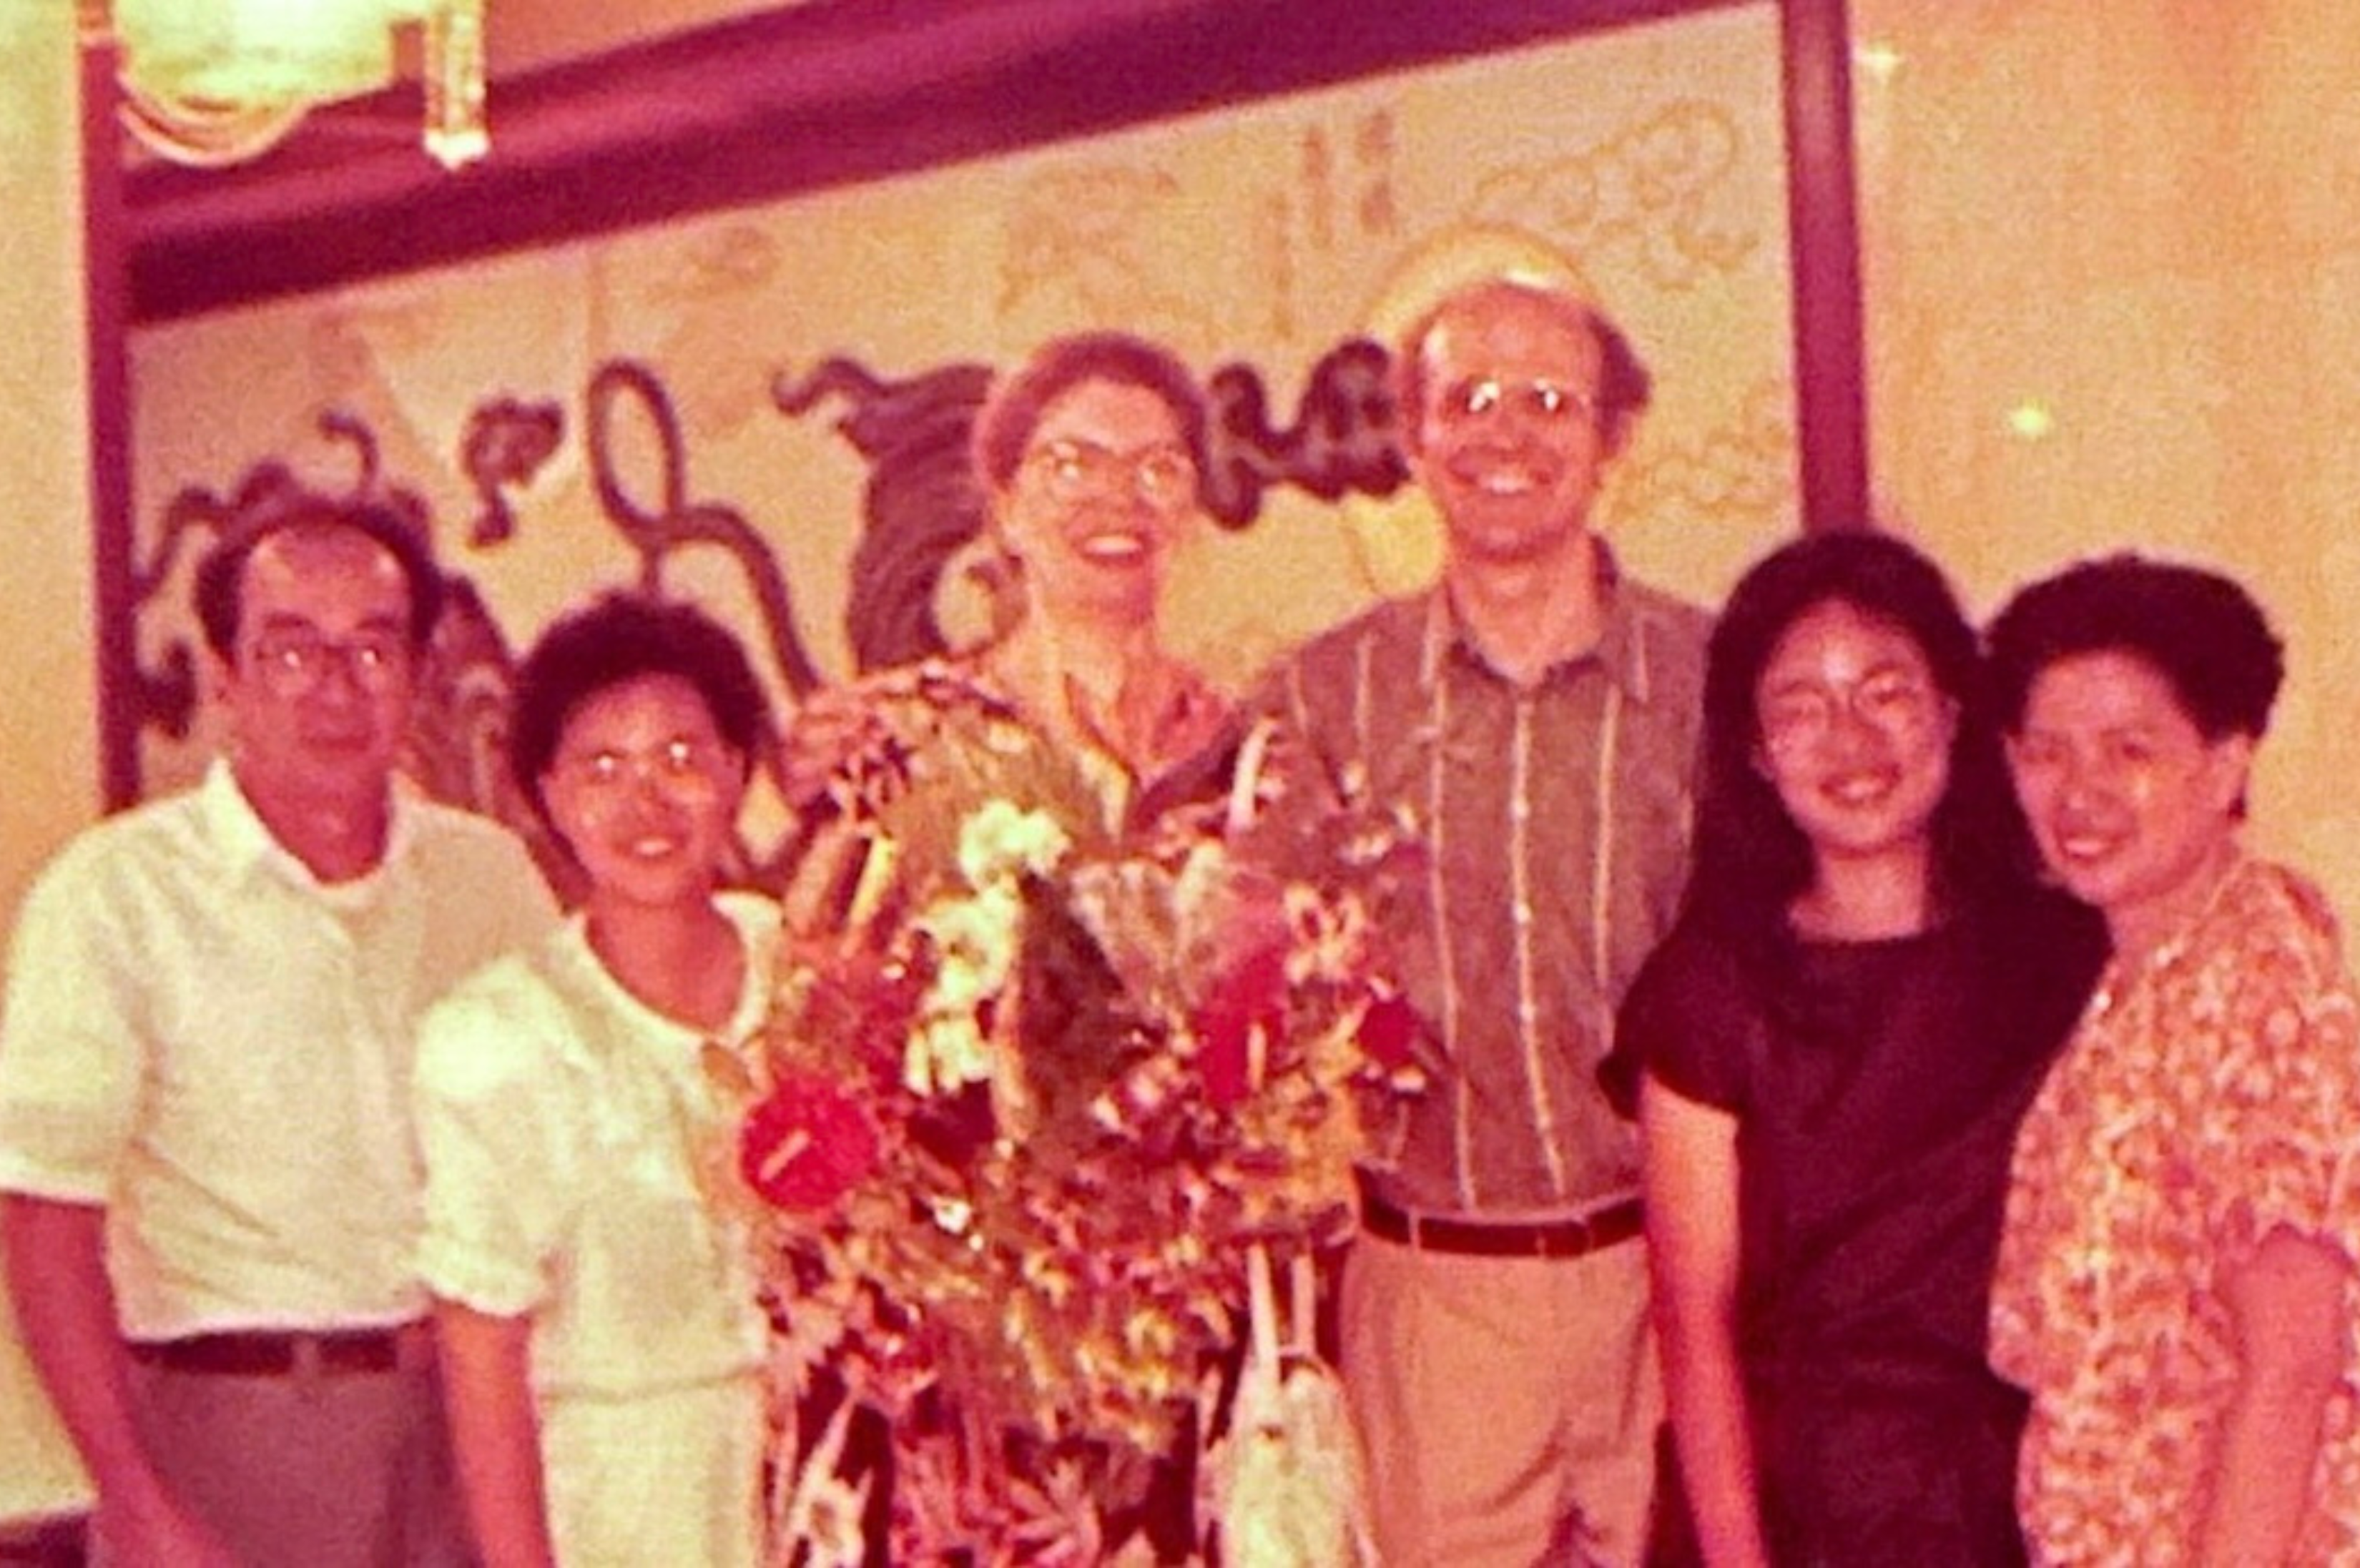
[731,664,1422,1562]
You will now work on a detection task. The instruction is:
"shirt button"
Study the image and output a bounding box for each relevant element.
[1513,901,1533,927]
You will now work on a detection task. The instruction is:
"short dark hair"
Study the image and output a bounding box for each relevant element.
[1986,554,2284,741]
[1395,277,1653,440]
[506,592,770,818]
[1687,528,2035,935]
[194,495,445,658]
[970,330,1208,492]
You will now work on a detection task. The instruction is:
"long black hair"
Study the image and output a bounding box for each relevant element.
[1683,529,2038,942]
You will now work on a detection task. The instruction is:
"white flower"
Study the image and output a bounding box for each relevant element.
[1171,837,1235,921]
[905,1013,992,1097]
[955,798,1071,888]
[905,879,1028,1097]
[918,882,1026,990]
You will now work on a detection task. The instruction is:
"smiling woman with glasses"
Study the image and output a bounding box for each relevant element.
[768,330,1254,1559]
[963,330,1219,766]
[789,329,1231,832]
[1608,531,2105,1567]
[410,591,780,1568]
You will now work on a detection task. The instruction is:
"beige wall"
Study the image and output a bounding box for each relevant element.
[1856,0,2360,922]
[0,0,99,1524]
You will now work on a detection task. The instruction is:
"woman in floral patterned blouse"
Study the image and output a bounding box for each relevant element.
[769,331,1244,1563]
[1987,556,2360,1565]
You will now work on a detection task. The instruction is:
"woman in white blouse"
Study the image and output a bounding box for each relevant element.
[413,592,776,1568]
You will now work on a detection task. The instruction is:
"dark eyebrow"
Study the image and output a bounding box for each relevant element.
[252,610,409,635]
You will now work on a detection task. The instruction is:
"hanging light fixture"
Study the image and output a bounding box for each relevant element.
[419,0,488,169]
[91,0,488,171]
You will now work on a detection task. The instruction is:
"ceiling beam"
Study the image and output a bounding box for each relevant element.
[122,0,1746,322]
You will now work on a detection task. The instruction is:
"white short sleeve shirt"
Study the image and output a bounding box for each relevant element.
[0,759,559,1338]
[411,893,776,1399]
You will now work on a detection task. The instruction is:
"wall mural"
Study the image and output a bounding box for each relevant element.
[118,1,1821,898]
[129,340,1412,892]
[1462,100,1757,293]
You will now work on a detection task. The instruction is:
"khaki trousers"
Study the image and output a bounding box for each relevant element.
[1340,1231,1661,1568]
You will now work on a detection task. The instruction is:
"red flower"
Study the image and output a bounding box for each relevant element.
[1355,987,1420,1071]
[739,1072,880,1210]
[1193,944,1289,1109]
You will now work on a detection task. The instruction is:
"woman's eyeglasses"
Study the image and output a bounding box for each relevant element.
[552,737,735,797]
[1022,438,1199,511]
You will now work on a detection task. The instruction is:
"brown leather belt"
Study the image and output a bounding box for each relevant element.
[1362,1190,1644,1259]
[128,1326,415,1377]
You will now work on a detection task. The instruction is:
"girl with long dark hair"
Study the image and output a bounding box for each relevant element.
[1611,531,2103,1566]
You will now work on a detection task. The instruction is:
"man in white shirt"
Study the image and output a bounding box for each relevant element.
[0,498,557,1567]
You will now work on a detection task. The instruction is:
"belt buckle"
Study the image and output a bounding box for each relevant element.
[293,1333,358,1377]
[1555,1211,1597,1258]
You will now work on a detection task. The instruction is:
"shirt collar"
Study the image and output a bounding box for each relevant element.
[201,756,418,891]
[2114,842,2253,985]
[1415,542,1663,704]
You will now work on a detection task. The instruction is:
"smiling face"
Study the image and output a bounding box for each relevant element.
[540,672,747,916]
[992,376,1198,627]
[2007,649,2251,953]
[216,524,418,827]
[1407,285,1621,572]
[1753,598,1957,875]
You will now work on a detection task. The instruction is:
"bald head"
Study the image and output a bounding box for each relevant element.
[1397,278,1652,451]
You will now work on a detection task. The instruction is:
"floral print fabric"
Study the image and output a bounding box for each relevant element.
[1990,854,2360,1565]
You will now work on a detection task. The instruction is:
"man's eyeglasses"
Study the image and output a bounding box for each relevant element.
[1022,438,1199,511]
[1435,375,1601,427]
[244,628,412,696]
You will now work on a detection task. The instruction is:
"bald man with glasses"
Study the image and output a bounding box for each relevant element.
[0,499,556,1568]
[1249,277,1708,1567]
